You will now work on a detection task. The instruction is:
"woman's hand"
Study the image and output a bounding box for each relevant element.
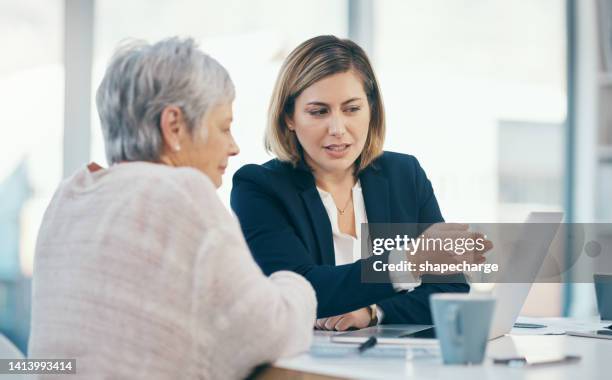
[410,223,493,276]
[315,307,372,331]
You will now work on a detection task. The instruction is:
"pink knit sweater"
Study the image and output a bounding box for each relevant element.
[28,162,316,379]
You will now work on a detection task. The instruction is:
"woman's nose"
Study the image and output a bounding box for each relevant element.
[229,136,240,156]
[328,114,346,136]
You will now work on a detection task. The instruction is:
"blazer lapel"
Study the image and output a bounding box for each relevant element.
[300,188,336,265]
[291,164,336,266]
[359,167,390,223]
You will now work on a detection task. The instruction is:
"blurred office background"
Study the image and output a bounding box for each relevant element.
[0,0,609,353]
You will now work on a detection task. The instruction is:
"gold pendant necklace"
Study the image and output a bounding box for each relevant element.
[337,196,353,215]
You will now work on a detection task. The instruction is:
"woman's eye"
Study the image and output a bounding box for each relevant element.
[346,106,360,113]
[308,108,328,116]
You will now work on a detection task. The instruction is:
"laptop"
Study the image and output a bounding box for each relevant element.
[332,212,563,344]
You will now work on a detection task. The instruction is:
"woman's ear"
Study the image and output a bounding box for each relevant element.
[160,106,185,152]
[285,115,295,132]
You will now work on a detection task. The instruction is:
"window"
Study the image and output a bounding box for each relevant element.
[0,0,63,352]
[374,0,566,222]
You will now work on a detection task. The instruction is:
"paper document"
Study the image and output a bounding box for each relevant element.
[511,316,610,335]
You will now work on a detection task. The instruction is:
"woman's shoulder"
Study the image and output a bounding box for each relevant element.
[113,161,217,198]
[234,158,293,176]
[121,163,231,227]
[97,163,222,222]
[232,159,299,188]
[369,151,423,175]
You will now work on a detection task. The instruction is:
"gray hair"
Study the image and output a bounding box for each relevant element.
[96,37,235,164]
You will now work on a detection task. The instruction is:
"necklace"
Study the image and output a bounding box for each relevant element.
[337,195,353,215]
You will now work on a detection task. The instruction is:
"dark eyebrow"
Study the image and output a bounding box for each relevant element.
[305,97,364,107]
[341,97,363,105]
[305,101,328,107]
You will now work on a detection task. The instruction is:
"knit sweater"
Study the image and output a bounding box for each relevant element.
[28,162,316,379]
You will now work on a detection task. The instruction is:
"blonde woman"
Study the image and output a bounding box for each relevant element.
[231,35,488,331]
[28,37,316,379]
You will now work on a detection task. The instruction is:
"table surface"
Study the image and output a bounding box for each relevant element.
[270,317,612,380]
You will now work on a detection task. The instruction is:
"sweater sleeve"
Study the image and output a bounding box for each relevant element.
[177,170,316,378]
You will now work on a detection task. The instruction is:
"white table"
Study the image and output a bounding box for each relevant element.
[271,317,611,380]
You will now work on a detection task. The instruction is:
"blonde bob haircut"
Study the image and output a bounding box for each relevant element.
[265,35,385,173]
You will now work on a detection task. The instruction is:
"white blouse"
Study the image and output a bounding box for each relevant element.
[316,181,421,322]
[316,181,368,266]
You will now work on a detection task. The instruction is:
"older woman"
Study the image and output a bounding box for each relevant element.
[27,38,316,379]
[231,35,489,331]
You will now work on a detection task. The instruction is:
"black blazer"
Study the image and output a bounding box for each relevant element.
[230,151,468,323]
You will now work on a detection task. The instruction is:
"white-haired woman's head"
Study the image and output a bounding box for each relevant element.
[96,37,239,187]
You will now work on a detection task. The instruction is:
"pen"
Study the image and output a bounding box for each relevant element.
[358,336,377,354]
